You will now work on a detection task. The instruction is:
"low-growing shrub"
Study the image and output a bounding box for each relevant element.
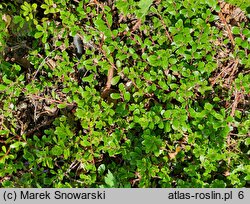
[0,0,249,187]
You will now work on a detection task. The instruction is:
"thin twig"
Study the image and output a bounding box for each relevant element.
[32,49,58,80]
[27,94,75,106]
[218,12,235,47]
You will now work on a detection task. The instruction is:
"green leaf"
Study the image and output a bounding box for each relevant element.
[61,148,69,159]
[13,16,24,24]
[147,54,160,66]
[172,118,179,130]
[23,149,35,161]
[210,179,226,187]
[138,117,149,129]
[10,142,26,149]
[106,12,113,26]
[82,74,94,83]
[221,126,230,137]
[213,112,224,120]
[111,76,120,85]
[46,157,54,169]
[116,60,121,68]
[142,135,162,155]
[232,26,241,35]
[80,139,91,147]
[0,84,6,91]
[0,130,9,135]
[169,27,178,35]
[175,19,183,29]
[118,83,125,92]
[32,3,37,10]
[98,164,106,175]
[94,15,109,35]
[235,37,242,45]
[104,170,116,187]
[245,174,250,181]
[57,103,67,109]
[245,138,250,146]
[21,5,29,12]
[204,103,213,111]
[242,28,250,36]
[2,75,12,84]
[124,92,130,101]
[2,146,6,153]
[2,180,12,187]
[137,0,153,18]
[110,93,120,100]
[75,108,85,119]
[55,126,68,139]
[51,146,63,156]
[207,0,217,10]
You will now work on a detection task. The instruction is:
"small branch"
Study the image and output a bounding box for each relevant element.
[218,12,235,47]
[227,84,242,150]
[155,13,173,43]
[32,49,58,80]
[0,147,11,162]
[25,118,56,137]
[27,94,75,106]
[98,45,116,98]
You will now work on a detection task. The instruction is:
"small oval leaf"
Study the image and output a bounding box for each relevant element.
[111,76,120,86]
[110,93,120,100]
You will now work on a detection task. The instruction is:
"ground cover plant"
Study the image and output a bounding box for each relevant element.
[0,0,249,187]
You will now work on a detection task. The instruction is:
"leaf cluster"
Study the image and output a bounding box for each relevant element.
[0,0,249,187]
